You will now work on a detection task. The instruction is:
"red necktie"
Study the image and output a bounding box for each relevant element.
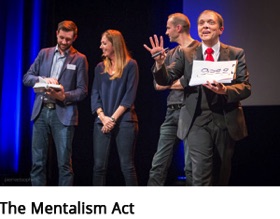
[205,47,214,61]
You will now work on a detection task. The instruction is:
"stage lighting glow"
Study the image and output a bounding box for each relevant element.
[0,0,41,174]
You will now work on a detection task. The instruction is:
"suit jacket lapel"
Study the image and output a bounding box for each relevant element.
[219,43,237,80]
[218,43,230,61]
[46,47,56,77]
[183,44,202,80]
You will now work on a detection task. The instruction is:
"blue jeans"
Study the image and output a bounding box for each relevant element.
[31,107,74,186]
[148,108,192,186]
[93,122,138,186]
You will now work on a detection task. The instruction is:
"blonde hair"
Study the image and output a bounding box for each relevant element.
[102,29,131,80]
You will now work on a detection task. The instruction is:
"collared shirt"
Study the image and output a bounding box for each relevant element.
[202,41,220,61]
[50,45,68,79]
[43,45,68,103]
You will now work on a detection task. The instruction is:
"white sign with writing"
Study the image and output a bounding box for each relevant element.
[189,60,237,86]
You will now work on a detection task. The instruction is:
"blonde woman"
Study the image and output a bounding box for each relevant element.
[91,29,139,186]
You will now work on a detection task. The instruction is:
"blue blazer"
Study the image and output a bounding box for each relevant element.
[23,46,88,126]
[154,42,251,141]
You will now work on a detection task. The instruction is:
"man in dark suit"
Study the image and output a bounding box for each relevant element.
[149,10,251,185]
[23,20,88,186]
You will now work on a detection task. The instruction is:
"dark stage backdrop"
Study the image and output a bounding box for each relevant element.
[1,0,279,186]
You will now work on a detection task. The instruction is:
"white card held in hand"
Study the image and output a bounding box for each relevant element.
[189,60,237,86]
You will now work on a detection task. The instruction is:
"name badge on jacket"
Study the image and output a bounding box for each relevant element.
[67,64,76,70]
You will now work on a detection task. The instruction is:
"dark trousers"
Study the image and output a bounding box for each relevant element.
[148,108,192,186]
[31,107,74,186]
[92,122,138,186]
[187,120,235,186]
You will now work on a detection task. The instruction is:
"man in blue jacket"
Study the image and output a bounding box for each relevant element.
[23,20,88,186]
